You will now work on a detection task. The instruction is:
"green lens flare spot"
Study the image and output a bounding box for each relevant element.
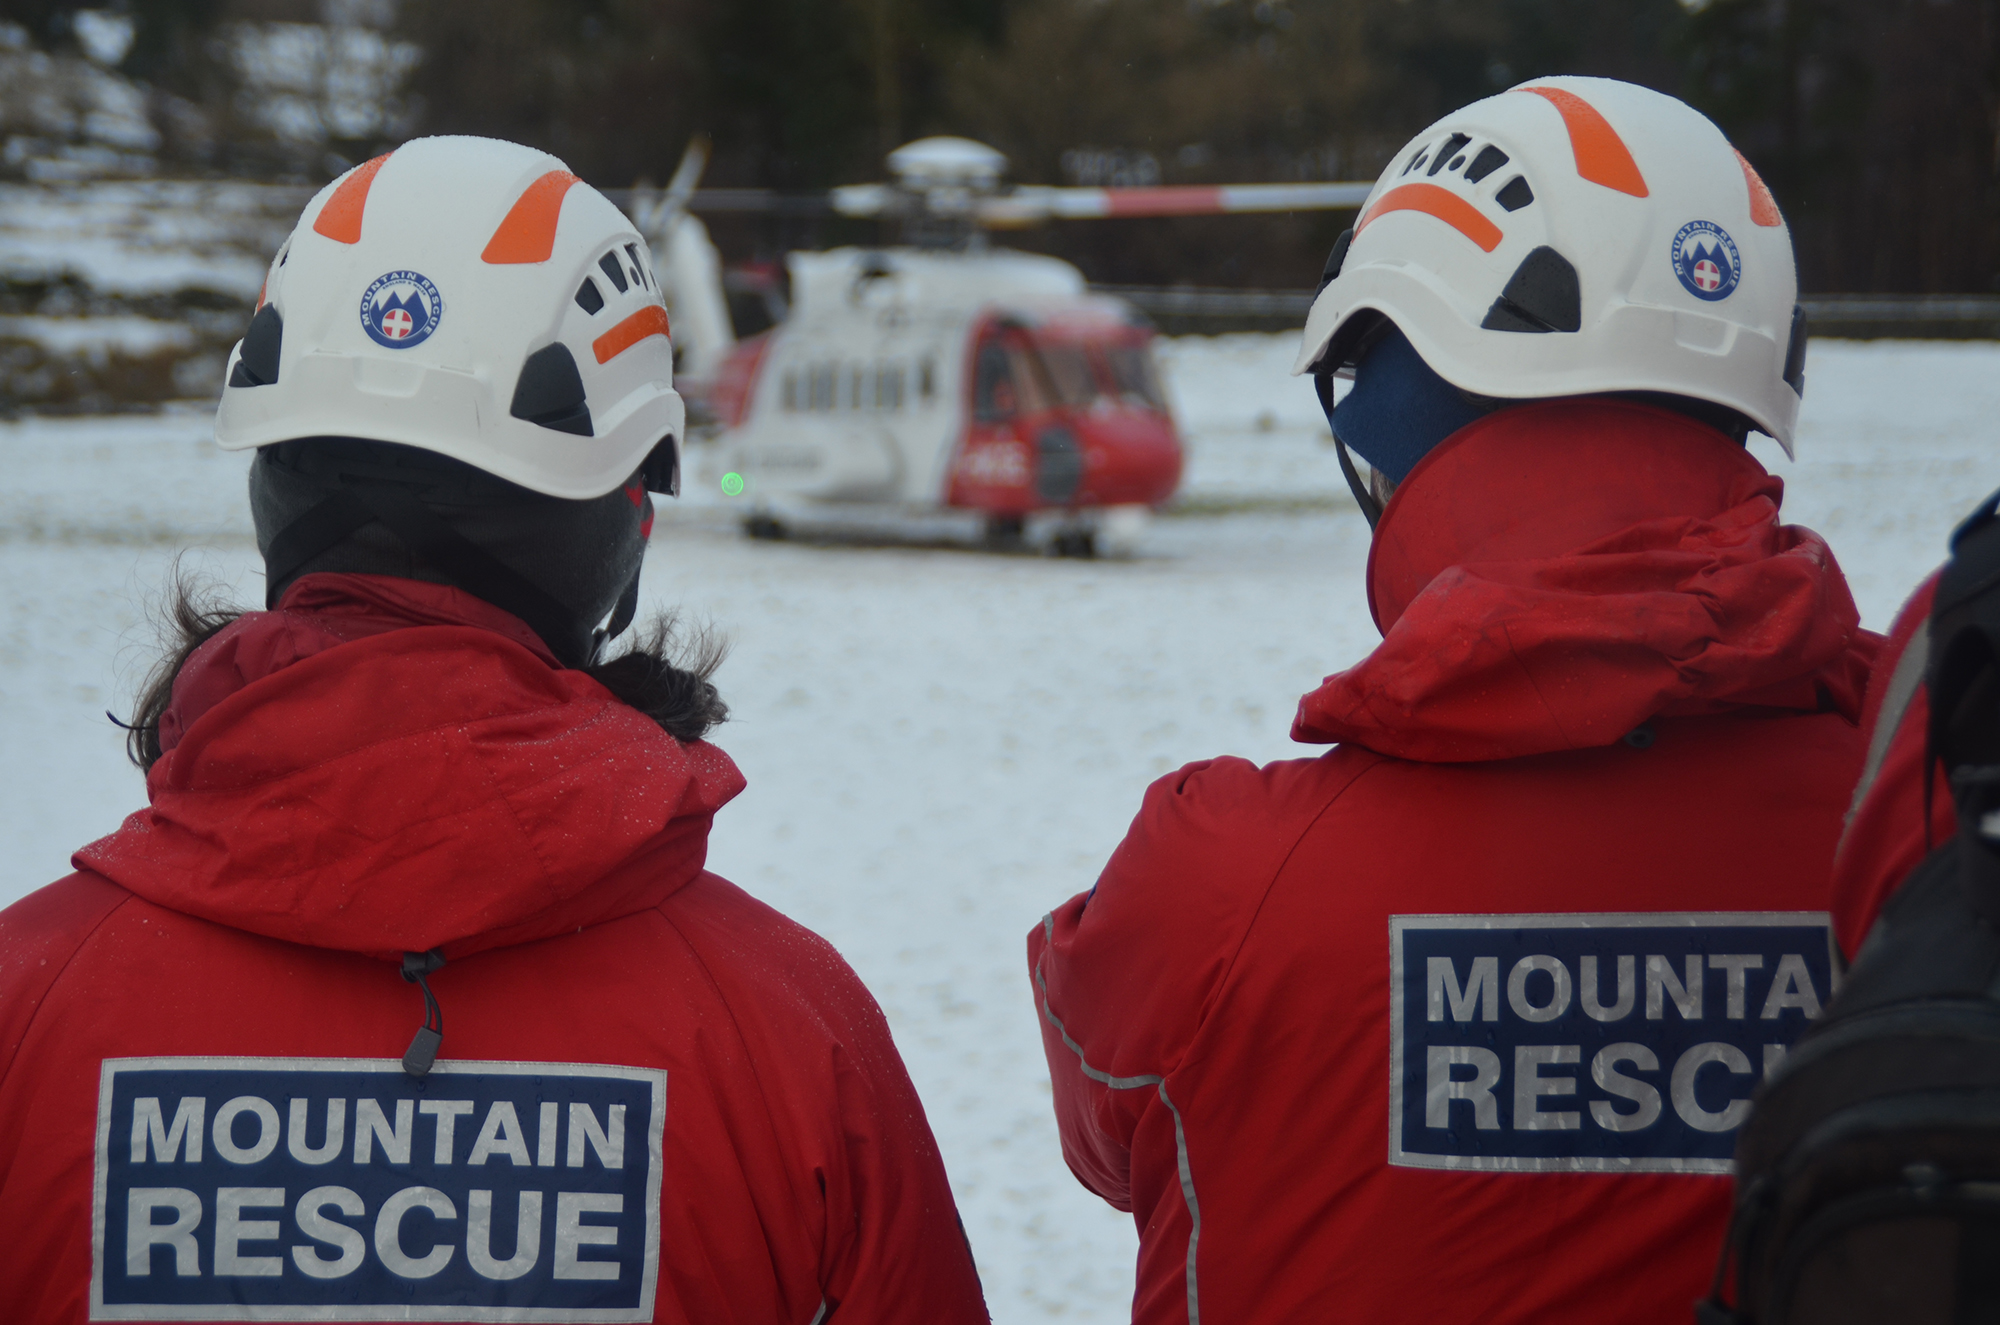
[720,472,745,497]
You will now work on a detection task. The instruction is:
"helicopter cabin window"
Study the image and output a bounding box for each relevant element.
[973,341,1014,422]
[877,363,905,411]
[1107,345,1167,411]
[808,363,836,411]
[781,369,799,411]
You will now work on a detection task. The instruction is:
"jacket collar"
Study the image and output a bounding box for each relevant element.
[1297,399,1879,761]
[157,573,560,757]
[80,573,742,960]
[1367,400,1778,633]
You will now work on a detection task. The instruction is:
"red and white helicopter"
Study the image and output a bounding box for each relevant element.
[634,137,1370,554]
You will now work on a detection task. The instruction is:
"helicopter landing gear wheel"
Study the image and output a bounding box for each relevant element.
[1050,528,1098,559]
[744,514,787,541]
[983,515,1026,549]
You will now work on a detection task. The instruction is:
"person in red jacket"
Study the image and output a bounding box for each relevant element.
[1029,79,1879,1324]
[1829,568,1957,958]
[0,137,986,1323]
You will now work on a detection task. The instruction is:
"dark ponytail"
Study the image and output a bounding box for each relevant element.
[584,612,730,745]
[124,567,243,772]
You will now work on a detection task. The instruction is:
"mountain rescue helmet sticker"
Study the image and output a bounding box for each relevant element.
[1389,912,1836,1173]
[91,1056,664,1321]
[1671,220,1741,302]
[360,271,443,349]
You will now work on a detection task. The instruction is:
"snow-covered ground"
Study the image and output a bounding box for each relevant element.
[3,335,1998,1320]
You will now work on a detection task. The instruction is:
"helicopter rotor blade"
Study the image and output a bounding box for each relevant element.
[660,189,839,217]
[980,181,1375,226]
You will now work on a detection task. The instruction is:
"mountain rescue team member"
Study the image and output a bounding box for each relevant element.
[1029,79,1880,1323]
[0,137,988,1322]
[1828,566,1958,957]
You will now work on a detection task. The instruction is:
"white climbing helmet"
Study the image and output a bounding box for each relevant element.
[1293,76,1806,454]
[215,135,683,499]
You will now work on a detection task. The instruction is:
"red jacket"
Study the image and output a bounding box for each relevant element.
[1828,572,1955,957]
[1030,402,1880,1325]
[0,574,987,1324]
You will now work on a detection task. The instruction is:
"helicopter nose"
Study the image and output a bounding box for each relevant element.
[1067,412,1184,508]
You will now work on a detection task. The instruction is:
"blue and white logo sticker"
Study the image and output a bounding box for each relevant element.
[1389,912,1835,1173]
[1671,221,1742,302]
[360,271,442,349]
[91,1056,664,1321]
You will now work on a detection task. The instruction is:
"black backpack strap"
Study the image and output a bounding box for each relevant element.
[1927,490,2000,925]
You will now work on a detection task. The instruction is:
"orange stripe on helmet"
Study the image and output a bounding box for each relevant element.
[1734,148,1784,226]
[312,153,392,244]
[593,304,671,364]
[1356,182,1503,253]
[1518,87,1649,198]
[482,170,583,264]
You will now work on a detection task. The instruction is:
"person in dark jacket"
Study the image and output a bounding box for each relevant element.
[1029,78,1878,1324]
[0,136,988,1323]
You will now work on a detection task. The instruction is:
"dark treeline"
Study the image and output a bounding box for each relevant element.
[14,0,1997,292]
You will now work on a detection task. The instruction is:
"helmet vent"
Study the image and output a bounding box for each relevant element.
[1480,246,1581,334]
[575,278,604,315]
[1402,151,1428,177]
[1783,305,1808,398]
[623,243,650,289]
[1428,134,1471,177]
[228,304,283,387]
[1495,176,1535,211]
[598,253,630,294]
[1318,227,1354,291]
[510,342,594,436]
[1464,145,1509,183]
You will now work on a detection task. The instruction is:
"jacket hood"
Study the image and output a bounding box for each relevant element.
[77,573,744,960]
[1295,400,1879,761]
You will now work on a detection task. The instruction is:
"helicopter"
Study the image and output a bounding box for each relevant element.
[630,136,1372,555]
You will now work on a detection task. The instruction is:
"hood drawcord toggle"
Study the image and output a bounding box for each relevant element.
[400,949,446,1077]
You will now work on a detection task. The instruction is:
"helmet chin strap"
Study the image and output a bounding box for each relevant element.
[1316,372,1382,531]
[589,567,644,665]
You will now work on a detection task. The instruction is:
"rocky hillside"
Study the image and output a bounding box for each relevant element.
[0,179,306,414]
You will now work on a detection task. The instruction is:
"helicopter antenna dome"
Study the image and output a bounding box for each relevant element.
[887,137,1008,188]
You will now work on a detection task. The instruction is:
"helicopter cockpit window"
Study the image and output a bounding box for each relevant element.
[1107,345,1167,411]
[975,339,1052,422]
[1040,346,1099,408]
